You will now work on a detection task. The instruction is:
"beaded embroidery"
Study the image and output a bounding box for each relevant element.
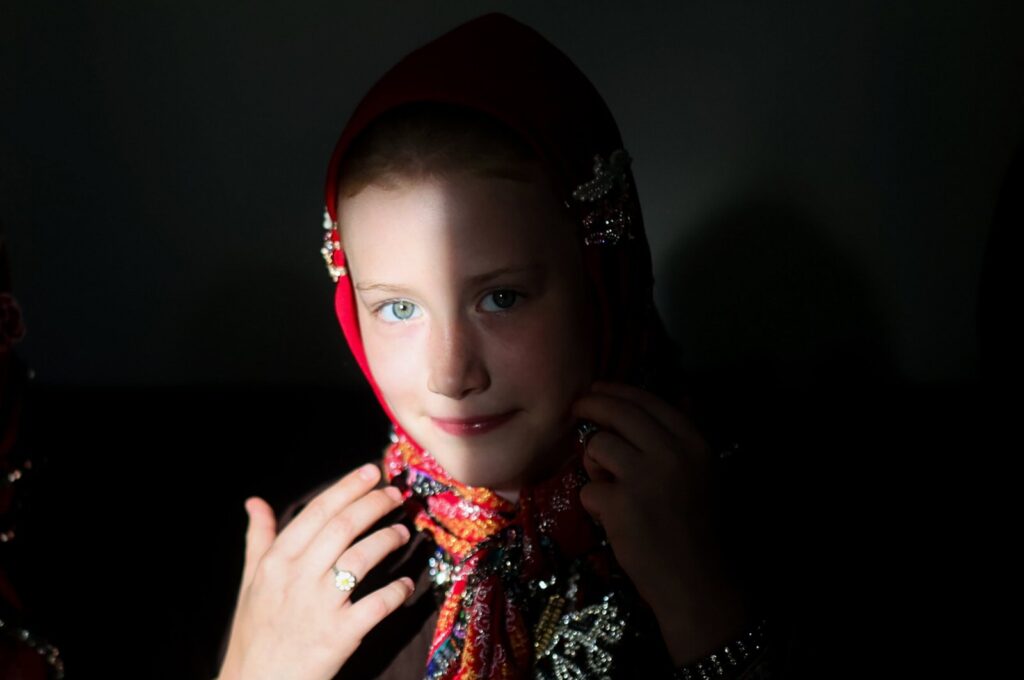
[321,207,347,282]
[569,148,637,246]
[425,536,633,680]
[534,592,628,680]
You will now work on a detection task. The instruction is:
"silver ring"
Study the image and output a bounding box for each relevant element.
[331,565,358,592]
[576,420,599,447]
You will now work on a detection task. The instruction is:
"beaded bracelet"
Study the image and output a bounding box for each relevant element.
[670,617,769,680]
[0,611,66,679]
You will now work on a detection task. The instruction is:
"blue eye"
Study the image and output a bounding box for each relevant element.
[480,289,521,312]
[373,289,524,323]
[376,300,421,322]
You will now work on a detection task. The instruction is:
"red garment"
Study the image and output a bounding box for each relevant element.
[321,12,679,679]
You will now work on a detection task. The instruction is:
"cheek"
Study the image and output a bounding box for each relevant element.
[502,303,594,384]
[360,325,418,404]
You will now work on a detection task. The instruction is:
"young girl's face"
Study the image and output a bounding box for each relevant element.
[338,168,597,500]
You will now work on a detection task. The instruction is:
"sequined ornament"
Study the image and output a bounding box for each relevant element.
[321,208,347,282]
[534,592,628,680]
[570,149,637,247]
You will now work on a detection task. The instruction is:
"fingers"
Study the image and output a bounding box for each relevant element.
[579,477,615,527]
[305,486,406,575]
[573,393,674,463]
[273,463,384,559]
[581,430,634,480]
[577,383,712,473]
[322,523,411,596]
[591,381,710,457]
[343,577,416,642]
[241,496,277,590]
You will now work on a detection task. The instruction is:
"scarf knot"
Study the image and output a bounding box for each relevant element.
[383,430,610,679]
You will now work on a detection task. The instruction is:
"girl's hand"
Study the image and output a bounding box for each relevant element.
[572,380,751,665]
[218,464,414,680]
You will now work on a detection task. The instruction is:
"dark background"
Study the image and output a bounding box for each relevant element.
[2,1,1021,677]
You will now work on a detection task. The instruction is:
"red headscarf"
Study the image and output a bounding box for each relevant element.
[321,12,676,679]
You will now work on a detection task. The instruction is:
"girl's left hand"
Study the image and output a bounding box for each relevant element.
[571,380,750,663]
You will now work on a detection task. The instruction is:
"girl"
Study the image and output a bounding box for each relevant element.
[217,13,783,680]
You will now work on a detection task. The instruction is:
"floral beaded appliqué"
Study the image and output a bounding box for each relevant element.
[570,148,637,246]
[533,591,628,680]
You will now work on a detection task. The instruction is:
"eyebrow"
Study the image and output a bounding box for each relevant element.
[354,263,545,294]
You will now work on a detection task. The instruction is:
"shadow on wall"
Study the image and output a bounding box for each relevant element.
[977,138,1023,390]
[661,192,896,395]
[647,166,1015,675]
[653,190,926,675]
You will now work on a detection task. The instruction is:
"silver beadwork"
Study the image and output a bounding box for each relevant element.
[0,613,65,679]
[534,592,627,680]
[321,207,348,282]
[572,149,631,202]
[570,148,637,246]
[671,618,770,680]
[428,549,455,588]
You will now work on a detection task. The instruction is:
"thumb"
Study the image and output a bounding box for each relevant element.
[241,496,277,589]
[582,449,615,483]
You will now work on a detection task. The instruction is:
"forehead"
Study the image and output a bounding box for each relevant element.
[337,173,576,272]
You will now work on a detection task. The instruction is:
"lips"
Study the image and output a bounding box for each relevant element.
[431,410,517,436]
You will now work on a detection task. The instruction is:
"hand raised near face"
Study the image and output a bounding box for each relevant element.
[572,381,751,664]
[217,464,414,680]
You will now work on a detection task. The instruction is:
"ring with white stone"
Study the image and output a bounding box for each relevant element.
[331,565,358,592]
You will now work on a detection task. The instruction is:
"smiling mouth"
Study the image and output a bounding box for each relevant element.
[430,410,518,436]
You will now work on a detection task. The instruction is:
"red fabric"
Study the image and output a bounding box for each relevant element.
[321,12,674,679]
[382,431,606,679]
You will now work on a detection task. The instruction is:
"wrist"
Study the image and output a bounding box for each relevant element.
[669,617,770,680]
[651,571,752,667]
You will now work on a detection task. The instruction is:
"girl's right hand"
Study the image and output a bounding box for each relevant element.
[217,463,414,680]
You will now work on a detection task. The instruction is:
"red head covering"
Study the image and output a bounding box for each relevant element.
[320,12,676,679]
[323,12,669,435]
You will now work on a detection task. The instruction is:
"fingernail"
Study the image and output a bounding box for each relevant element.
[392,523,410,540]
[359,463,378,480]
[384,486,403,502]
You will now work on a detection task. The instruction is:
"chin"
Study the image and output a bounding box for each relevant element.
[403,416,564,490]
[436,458,523,490]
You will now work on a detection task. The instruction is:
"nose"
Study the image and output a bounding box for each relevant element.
[426,314,490,399]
